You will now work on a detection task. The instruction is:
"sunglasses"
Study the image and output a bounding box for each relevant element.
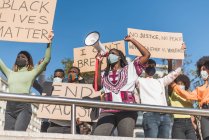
[68,70,77,73]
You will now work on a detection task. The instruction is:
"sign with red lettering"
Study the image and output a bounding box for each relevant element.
[74,40,126,72]
[0,0,57,43]
[128,28,184,59]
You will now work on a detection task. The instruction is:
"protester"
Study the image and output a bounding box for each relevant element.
[67,66,92,134]
[92,35,150,137]
[170,74,197,140]
[68,66,85,83]
[47,69,73,133]
[171,56,209,140]
[137,59,181,138]
[0,31,54,131]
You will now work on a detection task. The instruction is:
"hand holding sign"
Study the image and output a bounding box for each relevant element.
[48,30,54,43]
[181,42,186,50]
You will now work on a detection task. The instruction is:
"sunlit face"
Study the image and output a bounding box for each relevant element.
[201,66,209,74]
[68,68,79,75]
[68,68,79,83]
[200,65,209,81]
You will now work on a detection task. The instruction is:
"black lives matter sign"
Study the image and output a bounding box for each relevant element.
[0,0,57,43]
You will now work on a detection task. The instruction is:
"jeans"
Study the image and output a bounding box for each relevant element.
[201,116,209,140]
[93,111,138,137]
[143,112,171,138]
[4,101,32,131]
[172,118,197,140]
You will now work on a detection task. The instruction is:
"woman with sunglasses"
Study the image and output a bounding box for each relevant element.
[92,35,150,137]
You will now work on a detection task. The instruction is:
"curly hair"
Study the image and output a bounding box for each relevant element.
[174,74,190,90]
[104,48,128,76]
[196,56,209,76]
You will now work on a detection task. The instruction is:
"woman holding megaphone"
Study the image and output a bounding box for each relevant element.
[0,31,54,131]
[92,35,150,137]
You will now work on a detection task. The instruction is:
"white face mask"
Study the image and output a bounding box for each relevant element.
[201,70,209,80]
[108,54,119,64]
[53,77,63,83]
[179,85,185,90]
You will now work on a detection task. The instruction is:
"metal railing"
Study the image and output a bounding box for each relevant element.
[0,92,209,134]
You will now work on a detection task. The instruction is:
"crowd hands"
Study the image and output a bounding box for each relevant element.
[0,32,209,140]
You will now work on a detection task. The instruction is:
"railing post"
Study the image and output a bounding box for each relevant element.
[71,104,76,134]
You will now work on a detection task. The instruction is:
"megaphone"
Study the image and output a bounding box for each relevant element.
[84,31,107,55]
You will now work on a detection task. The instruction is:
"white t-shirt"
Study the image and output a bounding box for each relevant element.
[137,67,181,106]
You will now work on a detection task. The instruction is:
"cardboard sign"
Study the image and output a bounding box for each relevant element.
[0,0,57,43]
[74,40,126,72]
[37,83,101,122]
[128,28,184,59]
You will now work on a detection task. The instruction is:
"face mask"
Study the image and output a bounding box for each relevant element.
[15,58,27,67]
[145,66,156,76]
[179,85,185,90]
[108,54,119,64]
[201,70,209,80]
[53,77,63,83]
[68,73,78,82]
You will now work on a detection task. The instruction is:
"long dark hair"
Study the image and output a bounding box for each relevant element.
[13,51,34,71]
[104,48,128,76]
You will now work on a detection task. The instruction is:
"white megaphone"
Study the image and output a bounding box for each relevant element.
[84,31,107,55]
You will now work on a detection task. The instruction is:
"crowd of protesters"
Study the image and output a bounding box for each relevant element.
[0,32,209,140]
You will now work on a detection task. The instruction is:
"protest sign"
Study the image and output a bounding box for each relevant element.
[37,83,101,122]
[74,40,126,72]
[128,28,184,59]
[0,0,57,43]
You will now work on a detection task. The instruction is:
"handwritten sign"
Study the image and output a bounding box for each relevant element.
[0,0,57,43]
[128,28,184,59]
[37,83,101,122]
[74,40,126,72]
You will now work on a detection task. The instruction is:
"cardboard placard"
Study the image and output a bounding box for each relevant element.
[0,0,57,43]
[37,83,101,122]
[74,40,126,72]
[128,28,184,59]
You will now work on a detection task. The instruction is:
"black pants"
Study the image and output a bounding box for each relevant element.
[4,101,32,131]
[93,111,138,137]
[201,116,209,140]
[172,118,197,140]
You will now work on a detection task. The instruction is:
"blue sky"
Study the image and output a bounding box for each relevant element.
[0,0,209,82]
